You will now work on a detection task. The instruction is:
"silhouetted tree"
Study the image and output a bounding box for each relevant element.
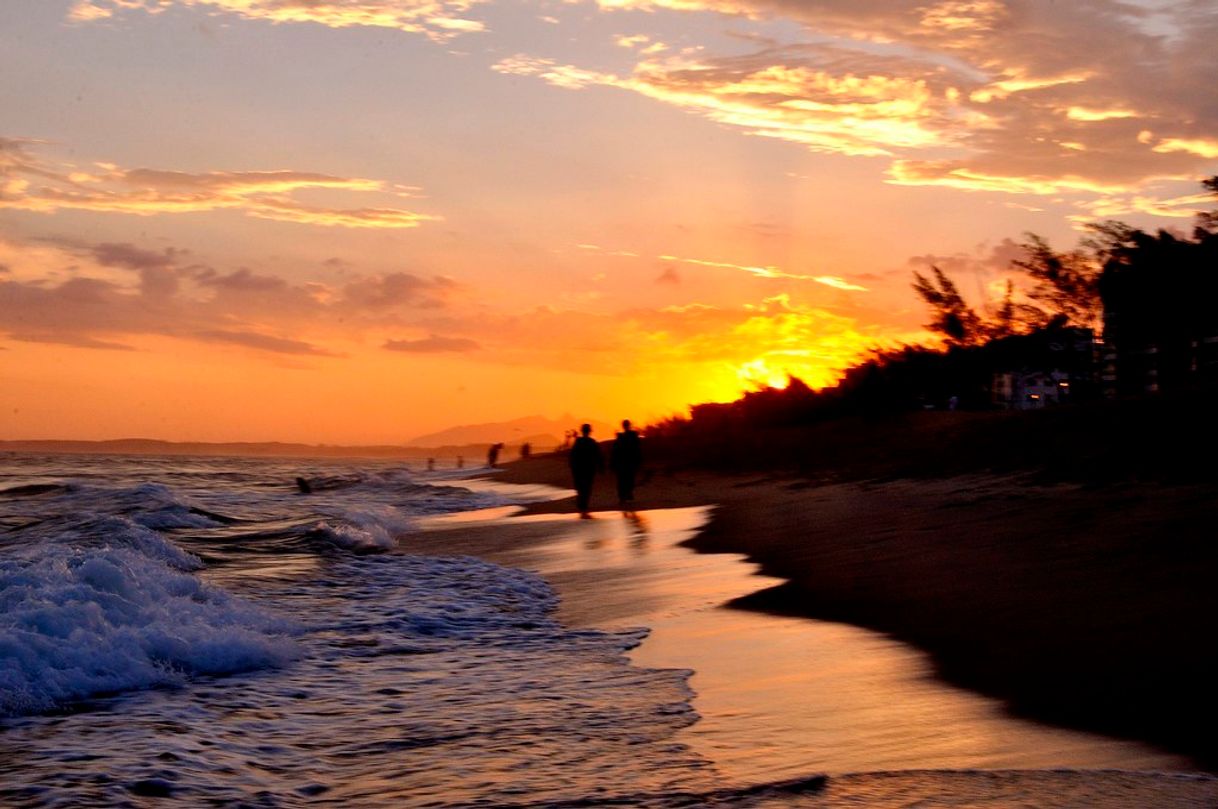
[1098,222,1218,393]
[1083,220,1142,262]
[1010,233,1102,330]
[1086,178,1218,393]
[911,266,986,346]
[989,279,1016,340]
[1198,176,1218,233]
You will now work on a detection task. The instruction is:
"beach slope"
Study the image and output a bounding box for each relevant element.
[495,455,1218,768]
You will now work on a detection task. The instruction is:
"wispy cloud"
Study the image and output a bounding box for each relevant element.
[88,241,188,271]
[196,329,342,357]
[0,231,908,396]
[661,253,868,290]
[495,1,1218,215]
[383,334,480,352]
[345,272,460,309]
[495,50,963,158]
[1064,106,1139,123]
[811,275,869,292]
[67,0,486,41]
[1152,137,1218,160]
[574,242,869,290]
[659,253,813,280]
[0,233,461,359]
[7,331,137,351]
[1070,191,1217,223]
[0,138,440,229]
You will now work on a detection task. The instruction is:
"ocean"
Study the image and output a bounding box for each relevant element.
[1,454,1215,808]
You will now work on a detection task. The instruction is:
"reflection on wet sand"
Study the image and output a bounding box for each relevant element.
[422,505,1194,782]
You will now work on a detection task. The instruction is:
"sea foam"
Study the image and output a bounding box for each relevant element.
[0,518,299,716]
[314,503,411,552]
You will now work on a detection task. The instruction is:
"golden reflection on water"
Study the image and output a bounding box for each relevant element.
[456,506,1193,781]
[204,552,321,585]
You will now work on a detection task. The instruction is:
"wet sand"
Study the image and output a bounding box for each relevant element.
[479,457,1218,771]
[408,499,1200,787]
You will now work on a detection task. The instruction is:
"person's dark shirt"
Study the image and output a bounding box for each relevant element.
[611,430,642,471]
[569,436,603,476]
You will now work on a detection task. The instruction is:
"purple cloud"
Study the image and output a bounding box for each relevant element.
[195,329,342,357]
[344,272,459,309]
[383,335,480,353]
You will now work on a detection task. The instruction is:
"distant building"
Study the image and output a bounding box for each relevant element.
[989,327,1096,410]
[992,370,1074,410]
[1100,325,1218,398]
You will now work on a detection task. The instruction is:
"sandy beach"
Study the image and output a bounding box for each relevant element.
[472,455,1218,773]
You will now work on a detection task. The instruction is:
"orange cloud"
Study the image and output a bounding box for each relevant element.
[0,233,462,359]
[887,160,1132,196]
[658,253,812,281]
[0,228,920,432]
[811,275,868,292]
[968,70,1094,104]
[496,2,1218,215]
[658,254,868,290]
[196,329,342,356]
[383,335,480,352]
[68,0,486,41]
[1071,191,1217,223]
[575,243,870,289]
[1065,106,1139,122]
[495,51,961,158]
[916,0,1006,34]
[615,34,650,49]
[1152,138,1218,160]
[0,138,439,229]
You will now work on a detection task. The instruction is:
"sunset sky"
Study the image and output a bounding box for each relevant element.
[2,0,1216,443]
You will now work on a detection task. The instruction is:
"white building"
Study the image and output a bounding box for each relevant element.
[992,370,1073,410]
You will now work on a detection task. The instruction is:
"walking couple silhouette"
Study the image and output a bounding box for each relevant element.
[568,420,642,518]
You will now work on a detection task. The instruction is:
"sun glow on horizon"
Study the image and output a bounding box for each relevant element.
[736,358,792,392]
[2,0,1215,441]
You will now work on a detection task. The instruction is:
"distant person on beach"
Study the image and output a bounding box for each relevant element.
[610,419,642,511]
[487,442,503,468]
[520,442,531,460]
[457,455,464,469]
[427,457,435,472]
[568,424,603,519]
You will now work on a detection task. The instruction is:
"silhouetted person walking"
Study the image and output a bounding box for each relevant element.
[568,423,603,519]
[610,419,642,511]
[487,442,503,468]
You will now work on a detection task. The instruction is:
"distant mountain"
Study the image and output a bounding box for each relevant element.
[0,415,621,459]
[408,414,614,449]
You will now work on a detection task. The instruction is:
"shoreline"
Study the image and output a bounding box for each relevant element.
[487,455,1218,771]
[408,500,1197,782]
